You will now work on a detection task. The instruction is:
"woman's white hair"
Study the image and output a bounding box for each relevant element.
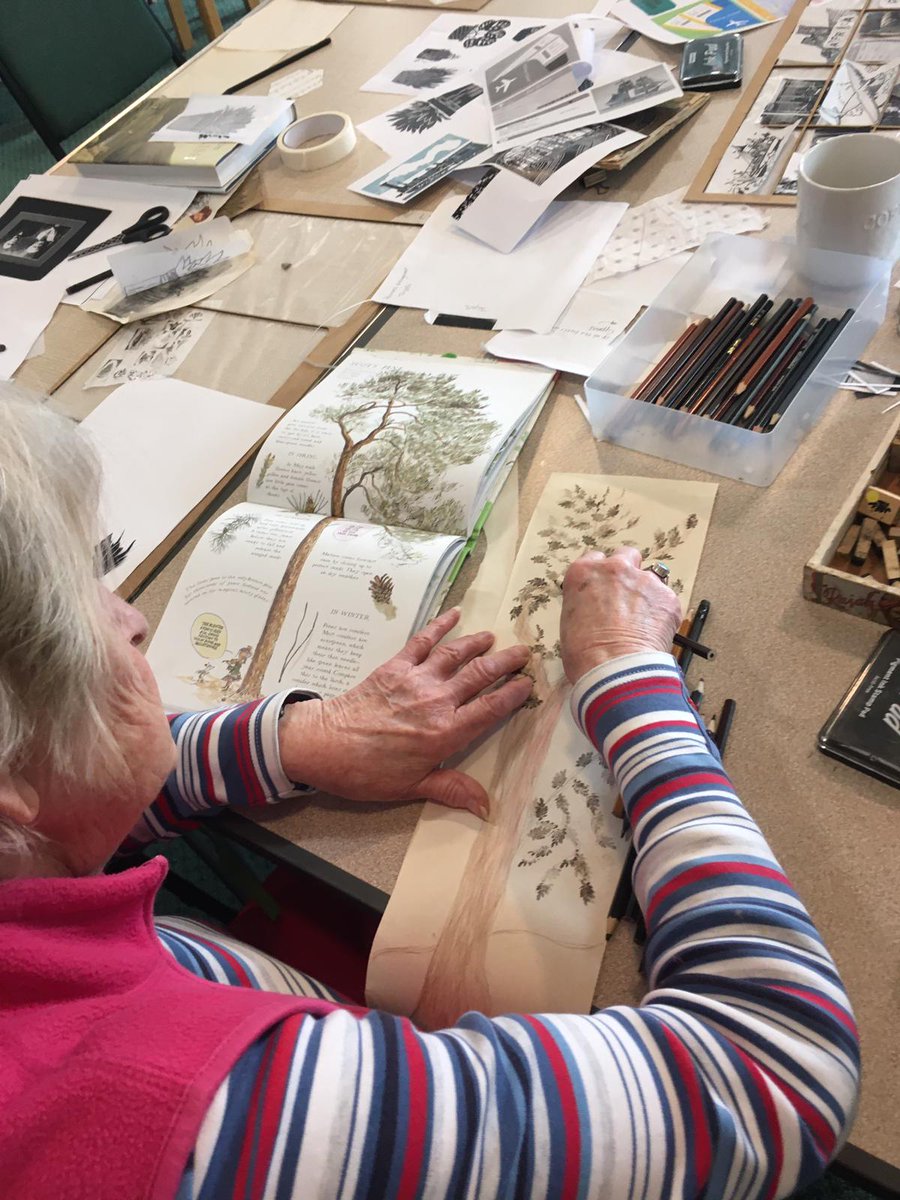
[0,385,114,858]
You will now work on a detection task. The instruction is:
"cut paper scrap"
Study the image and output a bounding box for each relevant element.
[374,195,624,332]
[268,67,324,98]
[149,95,293,145]
[587,188,767,282]
[109,218,251,298]
[83,309,214,389]
[219,0,351,52]
[366,472,717,1028]
[487,252,692,375]
[358,83,490,157]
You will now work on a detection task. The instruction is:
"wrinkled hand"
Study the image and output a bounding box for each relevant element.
[560,547,683,683]
[278,609,532,819]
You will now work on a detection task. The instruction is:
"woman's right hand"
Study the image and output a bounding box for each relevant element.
[559,547,683,684]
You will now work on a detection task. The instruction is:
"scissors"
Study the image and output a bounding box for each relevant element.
[68,205,171,260]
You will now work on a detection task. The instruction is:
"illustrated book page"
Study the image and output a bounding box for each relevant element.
[146,502,463,708]
[248,349,554,536]
[366,473,717,1029]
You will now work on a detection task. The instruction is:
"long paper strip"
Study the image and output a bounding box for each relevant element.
[366,472,717,1029]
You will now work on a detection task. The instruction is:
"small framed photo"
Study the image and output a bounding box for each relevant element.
[0,197,109,281]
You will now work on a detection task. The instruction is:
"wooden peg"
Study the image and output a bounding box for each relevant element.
[883,539,900,585]
[837,523,859,557]
[864,516,886,547]
[858,486,900,526]
[852,522,874,566]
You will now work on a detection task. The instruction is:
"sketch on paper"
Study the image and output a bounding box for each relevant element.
[817,60,897,125]
[486,124,626,185]
[848,9,900,61]
[777,7,858,65]
[278,603,320,682]
[760,77,827,124]
[84,309,213,388]
[707,121,793,194]
[351,132,489,202]
[387,83,483,134]
[365,474,716,1029]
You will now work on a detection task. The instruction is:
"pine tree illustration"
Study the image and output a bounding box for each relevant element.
[388,84,482,135]
[209,512,257,553]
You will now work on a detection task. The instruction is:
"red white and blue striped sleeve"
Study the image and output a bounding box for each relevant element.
[171,653,859,1200]
[122,691,315,849]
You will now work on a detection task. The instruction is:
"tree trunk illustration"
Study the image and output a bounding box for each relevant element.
[412,619,566,1029]
[237,517,335,699]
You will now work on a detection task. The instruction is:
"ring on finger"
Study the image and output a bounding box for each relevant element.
[645,561,670,585]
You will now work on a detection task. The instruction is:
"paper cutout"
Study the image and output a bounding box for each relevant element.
[84,309,213,389]
[366,472,717,1029]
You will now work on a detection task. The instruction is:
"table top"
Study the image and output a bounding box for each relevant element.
[28,0,900,1175]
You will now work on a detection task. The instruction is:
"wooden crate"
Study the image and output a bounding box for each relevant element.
[804,419,900,627]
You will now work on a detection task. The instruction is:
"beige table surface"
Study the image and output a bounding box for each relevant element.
[23,0,900,1180]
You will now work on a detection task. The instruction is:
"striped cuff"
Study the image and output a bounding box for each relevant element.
[570,653,681,734]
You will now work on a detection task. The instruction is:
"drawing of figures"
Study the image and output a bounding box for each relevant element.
[721,127,788,193]
[221,645,253,695]
[192,661,214,685]
[387,83,482,135]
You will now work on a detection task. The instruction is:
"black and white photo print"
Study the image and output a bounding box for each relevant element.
[0,197,109,281]
[488,124,623,185]
[760,77,827,125]
[848,10,900,62]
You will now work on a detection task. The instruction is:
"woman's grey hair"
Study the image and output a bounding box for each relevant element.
[0,385,114,860]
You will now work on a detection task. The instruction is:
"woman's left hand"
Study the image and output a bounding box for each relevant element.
[278,609,533,819]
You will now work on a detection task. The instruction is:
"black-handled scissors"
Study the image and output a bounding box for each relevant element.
[68,205,171,260]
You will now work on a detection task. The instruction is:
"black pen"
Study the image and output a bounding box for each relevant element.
[223,37,332,94]
[673,631,715,661]
[714,699,736,756]
[66,269,113,296]
[678,599,710,676]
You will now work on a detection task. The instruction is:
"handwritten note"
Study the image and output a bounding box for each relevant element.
[110,218,252,297]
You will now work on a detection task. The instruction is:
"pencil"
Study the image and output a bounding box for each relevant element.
[689,324,764,418]
[719,308,811,425]
[632,323,703,401]
[672,609,695,663]
[714,698,736,756]
[662,301,747,411]
[765,309,854,429]
[753,321,833,430]
[744,328,816,429]
[678,599,710,676]
[638,316,716,405]
[733,297,815,408]
[223,36,332,94]
[646,299,739,406]
[673,631,715,660]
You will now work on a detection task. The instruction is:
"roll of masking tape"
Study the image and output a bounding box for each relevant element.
[277,112,356,172]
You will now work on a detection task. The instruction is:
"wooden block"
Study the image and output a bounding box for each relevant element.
[863,516,886,546]
[858,485,900,525]
[890,526,900,539]
[837,523,860,557]
[852,523,875,565]
[883,539,900,585]
[889,436,900,473]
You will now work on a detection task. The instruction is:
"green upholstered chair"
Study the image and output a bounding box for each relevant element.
[0,0,180,160]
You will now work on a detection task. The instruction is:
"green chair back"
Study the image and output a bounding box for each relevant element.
[0,0,175,152]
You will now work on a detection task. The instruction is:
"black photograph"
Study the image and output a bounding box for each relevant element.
[0,197,109,281]
[487,124,624,186]
[760,77,827,125]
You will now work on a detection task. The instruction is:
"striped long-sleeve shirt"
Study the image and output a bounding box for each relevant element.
[135,656,859,1200]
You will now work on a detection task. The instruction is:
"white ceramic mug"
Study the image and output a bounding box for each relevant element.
[797,133,900,285]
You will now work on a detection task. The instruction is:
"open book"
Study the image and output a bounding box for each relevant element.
[147,350,554,707]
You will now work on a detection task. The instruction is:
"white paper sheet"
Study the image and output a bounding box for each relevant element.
[268,66,324,98]
[219,0,351,52]
[109,218,252,297]
[451,125,637,251]
[362,15,553,96]
[358,84,490,156]
[83,380,279,591]
[150,95,293,144]
[83,309,213,389]
[0,175,196,378]
[486,252,692,374]
[374,195,625,332]
[587,187,767,281]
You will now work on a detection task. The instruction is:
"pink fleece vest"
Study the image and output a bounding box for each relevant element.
[0,857,343,1200]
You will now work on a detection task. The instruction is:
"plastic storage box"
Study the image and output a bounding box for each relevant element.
[584,234,890,486]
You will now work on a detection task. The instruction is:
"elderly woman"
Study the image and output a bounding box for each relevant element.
[0,392,857,1200]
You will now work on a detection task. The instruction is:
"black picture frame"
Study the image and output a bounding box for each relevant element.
[0,197,110,282]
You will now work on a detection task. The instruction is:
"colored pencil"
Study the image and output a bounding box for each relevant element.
[644,299,738,406]
[753,321,833,430]
[662,301,747,410]
[672,610,694,663]
[765,309,854,429]
[632,323,704,400]
[732,297,814,403]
